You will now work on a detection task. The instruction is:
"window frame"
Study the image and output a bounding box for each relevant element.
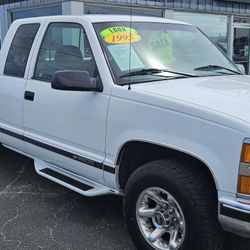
[32,22,99,83]
[4,23,40,78]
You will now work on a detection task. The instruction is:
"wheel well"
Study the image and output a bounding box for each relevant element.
[117,141,217,192]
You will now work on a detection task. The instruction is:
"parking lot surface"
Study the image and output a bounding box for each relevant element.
[0,146,249,250]
[0,147,136,250]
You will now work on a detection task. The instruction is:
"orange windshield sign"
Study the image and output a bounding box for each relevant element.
[100,26,141,44]
[104,33,141,44]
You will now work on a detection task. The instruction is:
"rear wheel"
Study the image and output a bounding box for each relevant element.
[124,159,224,250]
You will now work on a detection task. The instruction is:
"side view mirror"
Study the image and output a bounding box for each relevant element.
[235,64,246,74]
[51,70,103,92]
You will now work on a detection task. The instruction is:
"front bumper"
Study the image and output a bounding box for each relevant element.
[219,198,250,238]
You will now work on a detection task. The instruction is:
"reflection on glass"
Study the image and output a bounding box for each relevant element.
[94,22,239,85]
[173,12,228,51]
[233,28,250,74]
[34,23,96,82]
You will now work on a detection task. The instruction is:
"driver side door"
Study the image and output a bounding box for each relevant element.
[23,22,108,183]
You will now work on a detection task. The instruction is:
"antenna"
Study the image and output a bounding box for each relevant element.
[128,0,133,90]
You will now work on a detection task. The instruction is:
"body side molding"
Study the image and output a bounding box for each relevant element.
[0,127,115,174]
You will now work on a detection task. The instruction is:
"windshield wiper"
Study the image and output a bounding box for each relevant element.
[194,65,242,75]
[120,68,198,79]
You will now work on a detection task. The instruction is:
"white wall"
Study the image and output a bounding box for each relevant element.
[62,1,84,15]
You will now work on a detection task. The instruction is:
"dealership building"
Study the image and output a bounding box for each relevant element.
[0,0,250,73]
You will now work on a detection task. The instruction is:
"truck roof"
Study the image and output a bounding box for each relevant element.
[12,15,192,26]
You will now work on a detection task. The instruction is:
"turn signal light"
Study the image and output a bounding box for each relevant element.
[238,175,250,194]
[241,143,250,164]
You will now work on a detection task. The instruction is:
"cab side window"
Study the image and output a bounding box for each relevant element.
[34,23,98,82]
[4,24,40,78]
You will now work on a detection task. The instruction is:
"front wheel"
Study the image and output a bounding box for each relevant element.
[124,159,224,250]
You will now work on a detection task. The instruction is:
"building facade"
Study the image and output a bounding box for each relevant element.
[0,0,250,73]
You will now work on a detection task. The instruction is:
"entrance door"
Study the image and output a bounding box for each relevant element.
[233,27,250,74]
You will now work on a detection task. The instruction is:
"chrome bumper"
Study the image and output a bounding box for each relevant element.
[219,198,250,238]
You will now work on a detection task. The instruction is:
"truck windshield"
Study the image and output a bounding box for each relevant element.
[94,22,241,85]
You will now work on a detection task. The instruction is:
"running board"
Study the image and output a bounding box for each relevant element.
[34,160,116,197]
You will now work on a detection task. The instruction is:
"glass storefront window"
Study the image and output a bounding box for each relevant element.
[0,22,2,49]
[11,5,62,21]
[234,16,250,24]
[233,27,250,74]
[84,4,163,17]
[172,12,228,52]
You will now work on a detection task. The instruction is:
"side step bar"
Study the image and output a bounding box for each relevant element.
[40,168,93,191]
[34,159,117,197]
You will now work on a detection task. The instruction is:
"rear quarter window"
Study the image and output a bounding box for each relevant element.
[4,23,40,78]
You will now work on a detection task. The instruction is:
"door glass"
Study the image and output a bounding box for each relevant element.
[233,27,250,74]
[34,23,98,82]
[4,23,40,78]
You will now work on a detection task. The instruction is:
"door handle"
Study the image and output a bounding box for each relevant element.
[24,91,35,101]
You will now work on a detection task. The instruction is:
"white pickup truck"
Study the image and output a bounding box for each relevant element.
[0,15,250,250]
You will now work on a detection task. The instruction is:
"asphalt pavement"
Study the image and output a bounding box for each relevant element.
[0,147,136,250]
[0,146,249,250]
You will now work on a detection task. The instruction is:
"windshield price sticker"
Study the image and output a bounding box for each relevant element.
[100,26,141,44]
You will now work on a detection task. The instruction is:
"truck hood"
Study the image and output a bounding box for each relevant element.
[132,75,250,128]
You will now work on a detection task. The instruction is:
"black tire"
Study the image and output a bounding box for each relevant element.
[124,159,224,250]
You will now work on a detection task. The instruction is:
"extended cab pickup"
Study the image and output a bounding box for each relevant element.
[0,15,250,250]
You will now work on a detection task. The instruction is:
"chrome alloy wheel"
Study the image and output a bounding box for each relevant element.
[136,187,186,250]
